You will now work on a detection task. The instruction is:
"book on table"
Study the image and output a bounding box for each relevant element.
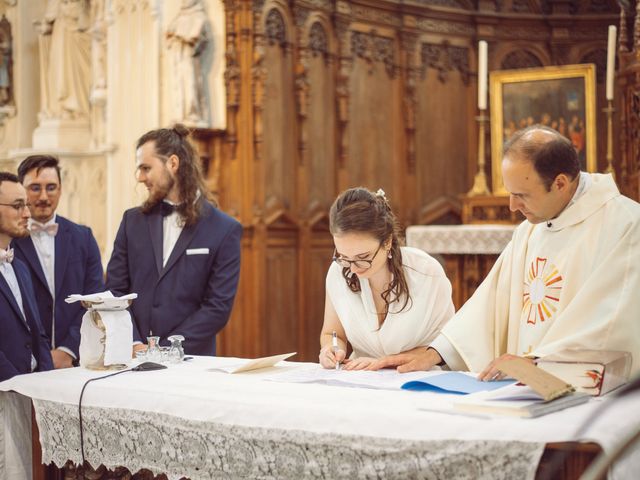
[451,357,590,418]
[452,383,589,418]
[536,349,631,396]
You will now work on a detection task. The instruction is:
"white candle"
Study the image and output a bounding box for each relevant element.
[478,40,488,110]
[606,25,617,101]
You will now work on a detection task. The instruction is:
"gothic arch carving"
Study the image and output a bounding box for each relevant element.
[302,13,336,56]
[265,8,287,49]
[259,0,296,50]
[309,21,329,60]
[500,49,544,70]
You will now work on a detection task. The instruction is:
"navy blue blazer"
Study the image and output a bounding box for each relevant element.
[0,258,54,381]
[106,200,242,355]
[13,215,105,358]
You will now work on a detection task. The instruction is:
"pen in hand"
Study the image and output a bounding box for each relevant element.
[332,331,341,370]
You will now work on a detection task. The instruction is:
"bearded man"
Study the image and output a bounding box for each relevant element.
[0,172,53,381]
[106,125,242,356]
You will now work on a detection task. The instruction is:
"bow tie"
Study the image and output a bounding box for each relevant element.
[0,247,14,263]
[30,222,59,236]
[160,202,177,217]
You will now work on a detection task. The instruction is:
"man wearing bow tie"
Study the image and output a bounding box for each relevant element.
[106,125,242,356]
[0,172,53,381]
[12,156,105,369]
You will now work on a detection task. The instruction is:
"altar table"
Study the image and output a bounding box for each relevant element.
[1,356,638,479]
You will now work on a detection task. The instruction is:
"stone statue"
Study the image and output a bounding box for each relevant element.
[166,0,209,126]
[36,0,91,120]
[89,0,107,147]
[0,16,12,106]
[89,0,107,92]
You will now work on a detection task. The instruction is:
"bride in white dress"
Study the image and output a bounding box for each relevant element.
[319,187,455,370]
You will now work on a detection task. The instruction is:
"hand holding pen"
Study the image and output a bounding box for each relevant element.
[319,330,346,369]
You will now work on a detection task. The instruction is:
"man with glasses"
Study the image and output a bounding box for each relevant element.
[12,155,104,369]
[0,172,53,381]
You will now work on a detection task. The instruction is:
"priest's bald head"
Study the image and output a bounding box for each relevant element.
[501,125,581,225]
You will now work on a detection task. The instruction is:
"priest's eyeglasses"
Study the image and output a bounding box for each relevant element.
[333,244,382,270]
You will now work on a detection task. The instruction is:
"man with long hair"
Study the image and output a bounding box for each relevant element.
[106,125,242,355]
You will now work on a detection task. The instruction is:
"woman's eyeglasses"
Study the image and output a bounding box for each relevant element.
[332,244,382,270]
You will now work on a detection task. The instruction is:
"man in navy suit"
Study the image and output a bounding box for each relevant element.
[106,125,242,355]
[0,172,53,382]
[13,155,105,369]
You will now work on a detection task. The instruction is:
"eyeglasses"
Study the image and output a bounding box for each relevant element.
[0,201,30,212]
[27,184,59,195]
[333,244,382,270]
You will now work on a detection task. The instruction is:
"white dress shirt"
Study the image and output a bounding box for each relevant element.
[29,215,75,359]
[162,202,184,267]
[29,216,56,295]
[0,261,37,371]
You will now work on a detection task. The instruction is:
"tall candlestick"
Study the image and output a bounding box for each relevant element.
[478,40,488,110]
[468,114,490,196]
[603,101,616,180]
[606,25,617,101]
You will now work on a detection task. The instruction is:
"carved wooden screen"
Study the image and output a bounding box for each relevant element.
[416,39,473,225]
[347,29,400,201]
[298,17,338,358]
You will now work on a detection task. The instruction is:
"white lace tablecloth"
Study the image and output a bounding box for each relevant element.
[1,357,639,480]
[406,225,516,254]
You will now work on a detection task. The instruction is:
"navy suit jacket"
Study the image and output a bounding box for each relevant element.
[106,200,242,355]
[0,258,54,381]
[13,215,105,358]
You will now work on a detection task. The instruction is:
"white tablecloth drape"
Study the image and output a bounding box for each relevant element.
[1,356,638,479]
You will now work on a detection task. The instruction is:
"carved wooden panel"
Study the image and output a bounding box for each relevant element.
[347,30,400,199]
[416,41,472,224]
[305,22,336,211]
[264,244,298,355]
[263,8,296,211]
[302,243,333,359]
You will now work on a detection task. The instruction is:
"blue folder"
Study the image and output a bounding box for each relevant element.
[401,372,515,395]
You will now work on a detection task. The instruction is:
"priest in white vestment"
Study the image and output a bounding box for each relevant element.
[373,125,640,377]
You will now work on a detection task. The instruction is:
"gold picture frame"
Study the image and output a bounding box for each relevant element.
[490,64,597,196]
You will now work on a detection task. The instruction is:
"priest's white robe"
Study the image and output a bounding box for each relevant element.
[440,173,640,376]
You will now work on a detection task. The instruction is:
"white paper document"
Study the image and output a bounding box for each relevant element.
[266,365,441,390]
[208,352,297,373]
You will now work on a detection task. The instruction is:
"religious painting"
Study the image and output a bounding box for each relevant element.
[490,64,596,195]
